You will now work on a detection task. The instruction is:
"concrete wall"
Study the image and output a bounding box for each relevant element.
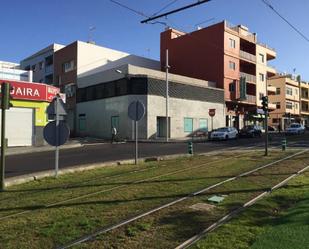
[76,95,148,139]
[147,95,225,138]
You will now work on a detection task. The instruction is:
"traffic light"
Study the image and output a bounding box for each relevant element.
[1,83,13,110]
[261,96,268,112]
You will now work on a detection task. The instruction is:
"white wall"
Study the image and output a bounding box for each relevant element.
[77,41,160,79]
[147,95,225,138]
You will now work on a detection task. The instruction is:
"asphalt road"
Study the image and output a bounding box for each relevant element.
[5,134,309,178]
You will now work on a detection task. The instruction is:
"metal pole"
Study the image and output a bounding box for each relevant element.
[55,96,59,177]
[0,103,6,191]
[265,78,268,156]
[166,49,169,142]
[211,117,213,131]
[135,120,138,165]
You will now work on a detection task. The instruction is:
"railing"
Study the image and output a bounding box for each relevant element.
[239,50,256,62]
[225,21,256,41]
[257,42,276,52]
[245,94,256,103]
[240,72,256,83]
[45,65,53,74]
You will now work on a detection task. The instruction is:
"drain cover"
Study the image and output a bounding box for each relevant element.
[208,195,225,203]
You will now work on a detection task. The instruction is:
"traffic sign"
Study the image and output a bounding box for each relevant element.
[46,96,67,116]
[209,109,216,117]
[43,121,70,146]
[128,101,145,121]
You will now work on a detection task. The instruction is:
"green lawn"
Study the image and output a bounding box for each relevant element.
[0,149,308,249]
[192,172,309,249]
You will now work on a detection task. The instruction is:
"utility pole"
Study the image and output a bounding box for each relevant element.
[165,49,170,142]
[0,83,12,191]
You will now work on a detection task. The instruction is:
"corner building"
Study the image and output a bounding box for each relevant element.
[161,20,276,129]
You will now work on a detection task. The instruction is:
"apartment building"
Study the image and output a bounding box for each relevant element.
[268,74,301,129]
[20,43,65,84]
[160,20,276,129]
[300,81,309,125]
[0,61,32,82]
[53,40,160,135]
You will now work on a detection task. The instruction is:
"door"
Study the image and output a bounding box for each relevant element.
[0,108,34,146]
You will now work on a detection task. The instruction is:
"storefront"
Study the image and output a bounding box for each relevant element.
[0,79,60,146]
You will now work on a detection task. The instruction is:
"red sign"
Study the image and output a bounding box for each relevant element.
[209,108,216,117]
[0,80,60,102]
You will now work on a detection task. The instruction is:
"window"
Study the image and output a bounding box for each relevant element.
[275,102,281,109]
[199,119,208,131]
[295,103,298,109]
[63,60,75,73]
[276,88,281,94]
[31,65,36,71]
[39,61,44,70]
[78,114,86,131]
[272,118,280,123]
[229,38,236,48]
[259,73,265,82]
[286,102,293,109]
[229,82,235,92]
[295,88,298,95]
[286,87,293,95]
[184,118,193,133]
[259,93,264,100]
[229,61,236,70]
[259,53,265,63]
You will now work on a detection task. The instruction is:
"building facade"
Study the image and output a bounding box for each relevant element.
[299,81,309,125]
[53,41,161,135]
[268,74,301,129]
[0,79,60,146]
[0,61,32,82]
[160,20,276,129]
[20,43,65,84]
[76,64,225,139]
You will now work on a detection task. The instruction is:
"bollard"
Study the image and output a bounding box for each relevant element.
[188,141,193,155]
[282,138,287,151]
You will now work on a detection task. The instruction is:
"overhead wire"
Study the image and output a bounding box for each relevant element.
[261,0,309,43]
[151,0,182,17]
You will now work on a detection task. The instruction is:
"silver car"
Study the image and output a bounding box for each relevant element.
[285,123,305,135]
[210,127,238,140]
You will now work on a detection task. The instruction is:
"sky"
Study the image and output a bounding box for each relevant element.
[1,0,308,79]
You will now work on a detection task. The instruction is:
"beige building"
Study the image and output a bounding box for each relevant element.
[268,74,300,129]
[300,81,309,125]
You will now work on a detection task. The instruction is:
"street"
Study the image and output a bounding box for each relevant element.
[6,134,309,178]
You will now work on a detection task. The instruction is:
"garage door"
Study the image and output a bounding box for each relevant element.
[0,108,34,147]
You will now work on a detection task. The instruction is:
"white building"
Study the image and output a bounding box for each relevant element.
[76,64,225,139]
[0,61,32,82]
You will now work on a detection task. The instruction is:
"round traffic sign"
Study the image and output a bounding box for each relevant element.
[209,109,216,117]
[128,101,145,121]
[43,121,70,146]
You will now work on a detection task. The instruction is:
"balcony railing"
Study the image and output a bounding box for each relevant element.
[239,50,256,63]
[240,72,256,83]
[225,21,256,42]
[245,94,256,103]
[45,64,53,74]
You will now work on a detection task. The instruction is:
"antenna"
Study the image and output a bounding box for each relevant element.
[88,26,96,44]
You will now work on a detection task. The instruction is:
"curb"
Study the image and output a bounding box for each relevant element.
[4,147,295,187]
[6,143,83,156]
[5,153,193,187]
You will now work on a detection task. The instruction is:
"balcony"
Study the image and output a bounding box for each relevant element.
[240,72,256,83]
[266,65,276,76]
[268,103,277,110]
[239,50,256,63]
[245,94,256,103]
[267,85,276,94]
[45,64,53,74]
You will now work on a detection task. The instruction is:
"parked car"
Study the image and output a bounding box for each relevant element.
[190,128,208,137]
[210,127,238,140]
[285,123,305,135]
[239,125,262,138]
